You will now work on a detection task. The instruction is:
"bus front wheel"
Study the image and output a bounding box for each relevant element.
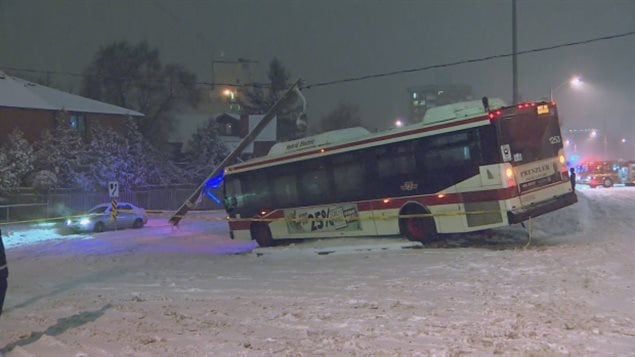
[252,223,273,247]
[400,206,437,243]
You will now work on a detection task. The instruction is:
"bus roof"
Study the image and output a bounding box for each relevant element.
[268,127,371,156]
[225,98,507,174]
[423,98,506,125]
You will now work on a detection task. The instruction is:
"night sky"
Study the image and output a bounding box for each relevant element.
[2,0,635,144]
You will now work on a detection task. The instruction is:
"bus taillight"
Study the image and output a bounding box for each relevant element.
[505,167,516,187]
[488,110,503,121]
[516,102,536,110]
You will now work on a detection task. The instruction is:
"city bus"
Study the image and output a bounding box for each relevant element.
[222,98,577,246]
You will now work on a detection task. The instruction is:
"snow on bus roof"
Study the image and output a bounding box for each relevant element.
[423,98,506,125]
[267,127,371,156]
[226,98,507,172]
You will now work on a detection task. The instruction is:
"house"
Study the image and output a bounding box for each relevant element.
[168,111,277,160]
[0,71,143,143]
[216,112,277,158]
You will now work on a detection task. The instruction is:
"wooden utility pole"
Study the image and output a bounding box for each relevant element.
[512,0,519,104]
[168,79,303,226]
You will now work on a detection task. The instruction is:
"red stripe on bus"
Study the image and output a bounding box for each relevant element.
[229,115,490,172]
[228,220,251,230]
[359,186,519,210]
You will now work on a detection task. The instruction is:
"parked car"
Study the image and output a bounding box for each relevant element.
[65,202,148,232]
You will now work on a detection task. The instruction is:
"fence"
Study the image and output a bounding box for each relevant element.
[0,185,224,223]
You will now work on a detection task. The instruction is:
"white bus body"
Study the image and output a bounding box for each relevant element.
[223,99,577,246]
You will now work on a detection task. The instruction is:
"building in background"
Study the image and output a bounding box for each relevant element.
[206,58,261,114]
[216,113,277,159]
[169,58,262,155]
[407,84,473,123]
[0,71,143,143]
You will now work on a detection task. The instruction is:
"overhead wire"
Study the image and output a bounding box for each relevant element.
[300,30,635,90]
[1,30,634,91]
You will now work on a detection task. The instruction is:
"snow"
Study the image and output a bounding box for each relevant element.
[0,73,143,117]
[1,187,634,356]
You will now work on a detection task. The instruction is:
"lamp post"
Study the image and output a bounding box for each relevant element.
[550,76,582,101]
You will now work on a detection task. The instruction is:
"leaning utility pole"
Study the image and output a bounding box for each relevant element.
[168,78,303,226]
[512,0,519,104]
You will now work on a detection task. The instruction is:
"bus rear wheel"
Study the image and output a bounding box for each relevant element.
[252,223,274,247]
[400,207,437,243]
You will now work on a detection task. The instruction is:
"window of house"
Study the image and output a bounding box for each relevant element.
[224,122,233,136]
[69,114,86,132]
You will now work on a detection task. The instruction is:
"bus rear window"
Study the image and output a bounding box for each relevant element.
[498,112,562,163]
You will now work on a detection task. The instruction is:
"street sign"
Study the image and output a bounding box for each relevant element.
[108,181,119,198]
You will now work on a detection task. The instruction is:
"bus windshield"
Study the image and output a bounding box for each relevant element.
[498,110,562,164]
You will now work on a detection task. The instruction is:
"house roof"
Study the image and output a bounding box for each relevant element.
[0,71,144,116]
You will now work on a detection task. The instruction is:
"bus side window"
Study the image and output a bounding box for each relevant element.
[416,130,478,192]
[299,159,330,206]
[271,164,299,208]
[331,152,366,202]
[375,142,417,196]
[224,177,243,212]
[242,171,272,215]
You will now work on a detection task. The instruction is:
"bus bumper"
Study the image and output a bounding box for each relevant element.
[507,192,578,224]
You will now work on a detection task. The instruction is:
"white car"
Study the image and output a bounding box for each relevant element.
[65,202,148,232]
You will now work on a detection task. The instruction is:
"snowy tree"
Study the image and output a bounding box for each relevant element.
[83,124,134,190]
[32,112,86,188]
[122,118,188,186]
[25,170,58,192]
[6,128,34,180]
[239,58,305,141]
[28,113,190,191]
[81,120,189,191]
[182,118,229,182]
[80,41,199,148]
[0,128,35,196]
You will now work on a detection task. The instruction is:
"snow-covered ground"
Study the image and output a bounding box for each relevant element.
[0,187,634,356]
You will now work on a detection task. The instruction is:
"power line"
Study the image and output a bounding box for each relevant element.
[300,30,635,90]
[2,30,634,91]
[0,65,269,89]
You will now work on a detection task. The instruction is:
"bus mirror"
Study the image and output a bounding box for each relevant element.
[482,97,490,112]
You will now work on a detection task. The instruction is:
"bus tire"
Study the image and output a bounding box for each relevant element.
[252,223,274,247]
[399,205,437,243]
[602,177,613,188]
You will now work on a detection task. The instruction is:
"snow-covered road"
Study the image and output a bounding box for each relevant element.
[0,187,634,356]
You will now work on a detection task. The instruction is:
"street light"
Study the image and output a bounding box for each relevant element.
[394,119,405,128]
[550,75,583,101]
